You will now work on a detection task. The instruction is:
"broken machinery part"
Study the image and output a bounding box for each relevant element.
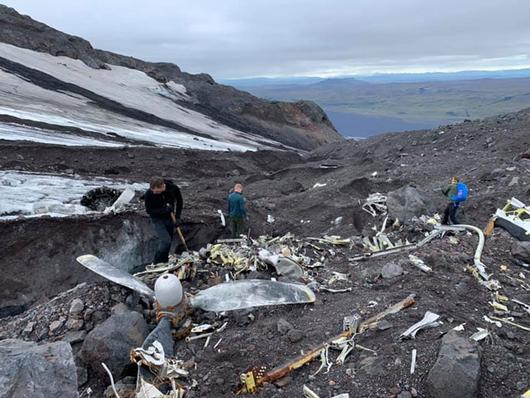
[236,295,415,394]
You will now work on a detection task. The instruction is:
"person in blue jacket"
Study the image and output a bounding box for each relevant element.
[441,176,468,224]
[228,183,247,238]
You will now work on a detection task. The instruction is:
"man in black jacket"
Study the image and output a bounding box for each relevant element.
[144,177,183,264]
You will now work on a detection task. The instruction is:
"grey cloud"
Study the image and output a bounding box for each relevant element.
[3,0,530,78]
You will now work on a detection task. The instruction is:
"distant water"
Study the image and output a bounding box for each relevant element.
[325,110,440,138]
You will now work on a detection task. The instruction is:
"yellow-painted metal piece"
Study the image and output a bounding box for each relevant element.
[240,371,257,394]
[490,301,509,312]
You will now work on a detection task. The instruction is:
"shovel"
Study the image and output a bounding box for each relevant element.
[170,212,189,251]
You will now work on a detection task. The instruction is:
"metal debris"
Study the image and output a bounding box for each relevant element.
[307,235,351,245]
[186,332,213,342]
[237,308,370,394]
[136,378,173,398]
[77,255,315,312]
[101,362,120,398]
[259,250,304,279]
[190,324,214,334]
[360,294,417,333]
[320,287,352,293]
[400,311,442,339]
[410,349,417,375]
[217,209,226,226]
[303,386,349,398]
[303,385,320,398]
[133,232,352,286]
[483,315,502,328]
[490,301,509,313]
[189,279,315,312]
[362,193,388,217]
[104,186,136,214]
[186,322,227,343]
[408,254,432,273]
[489,197,530,240]
[489,316,530,332]
[453,323,466,331]
[77,255,155,299]
[470,328,489,342]
[131,341,189,380]
[328,272,349,285]
[350,227,444,262]
[311,345,332,376]
[512,299,530,315]
[437,224,490,280]
[131,340,166,367]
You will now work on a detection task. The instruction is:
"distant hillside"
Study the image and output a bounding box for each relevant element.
[224,68,530,88]
[234,75,530,137]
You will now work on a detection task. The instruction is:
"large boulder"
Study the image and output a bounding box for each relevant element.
[426,331,481,398]
[80,310,148,378]
[512,241,530,262]
[0,339,78,398]
[387,186,429,223]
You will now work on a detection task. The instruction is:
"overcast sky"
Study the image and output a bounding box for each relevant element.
[3,0,530,79]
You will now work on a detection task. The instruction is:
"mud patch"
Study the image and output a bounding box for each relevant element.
[0,213,156,316]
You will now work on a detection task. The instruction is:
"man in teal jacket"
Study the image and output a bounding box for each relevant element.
[228,183,247,238]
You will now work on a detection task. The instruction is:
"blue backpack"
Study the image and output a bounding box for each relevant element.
[451,182,468,202]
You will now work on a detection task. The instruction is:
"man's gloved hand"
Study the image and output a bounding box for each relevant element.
[174,218,182,226]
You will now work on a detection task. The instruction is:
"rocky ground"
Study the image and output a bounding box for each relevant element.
[0,108,529,397]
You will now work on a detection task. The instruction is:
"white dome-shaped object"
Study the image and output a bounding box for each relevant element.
[154,274,183,308]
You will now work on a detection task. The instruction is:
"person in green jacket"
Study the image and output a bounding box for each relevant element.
[441,176,461,224]
[228,183,247,238]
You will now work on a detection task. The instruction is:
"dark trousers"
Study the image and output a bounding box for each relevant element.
[442,202,460,225]
[152,217,174,264]
[230,217,245,238]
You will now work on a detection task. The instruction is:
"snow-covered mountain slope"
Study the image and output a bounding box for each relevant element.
[0,44,281,151]
[0,121,124,147]
[0,5,343,151]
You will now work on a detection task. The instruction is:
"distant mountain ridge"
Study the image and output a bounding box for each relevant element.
[224,68,530,88]
[231,71,530,138]
[0,5,342,150]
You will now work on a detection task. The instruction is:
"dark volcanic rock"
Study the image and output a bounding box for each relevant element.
[426,331,481,398]
[512,241,530,262]
[381,262,403,279]
[80,310,148,378]
[286,328,305,343]
[103,376,136,398]
[0,339,78,397]
[387,186,429,223]
[0,4,105,68]
[276,318,294,335]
